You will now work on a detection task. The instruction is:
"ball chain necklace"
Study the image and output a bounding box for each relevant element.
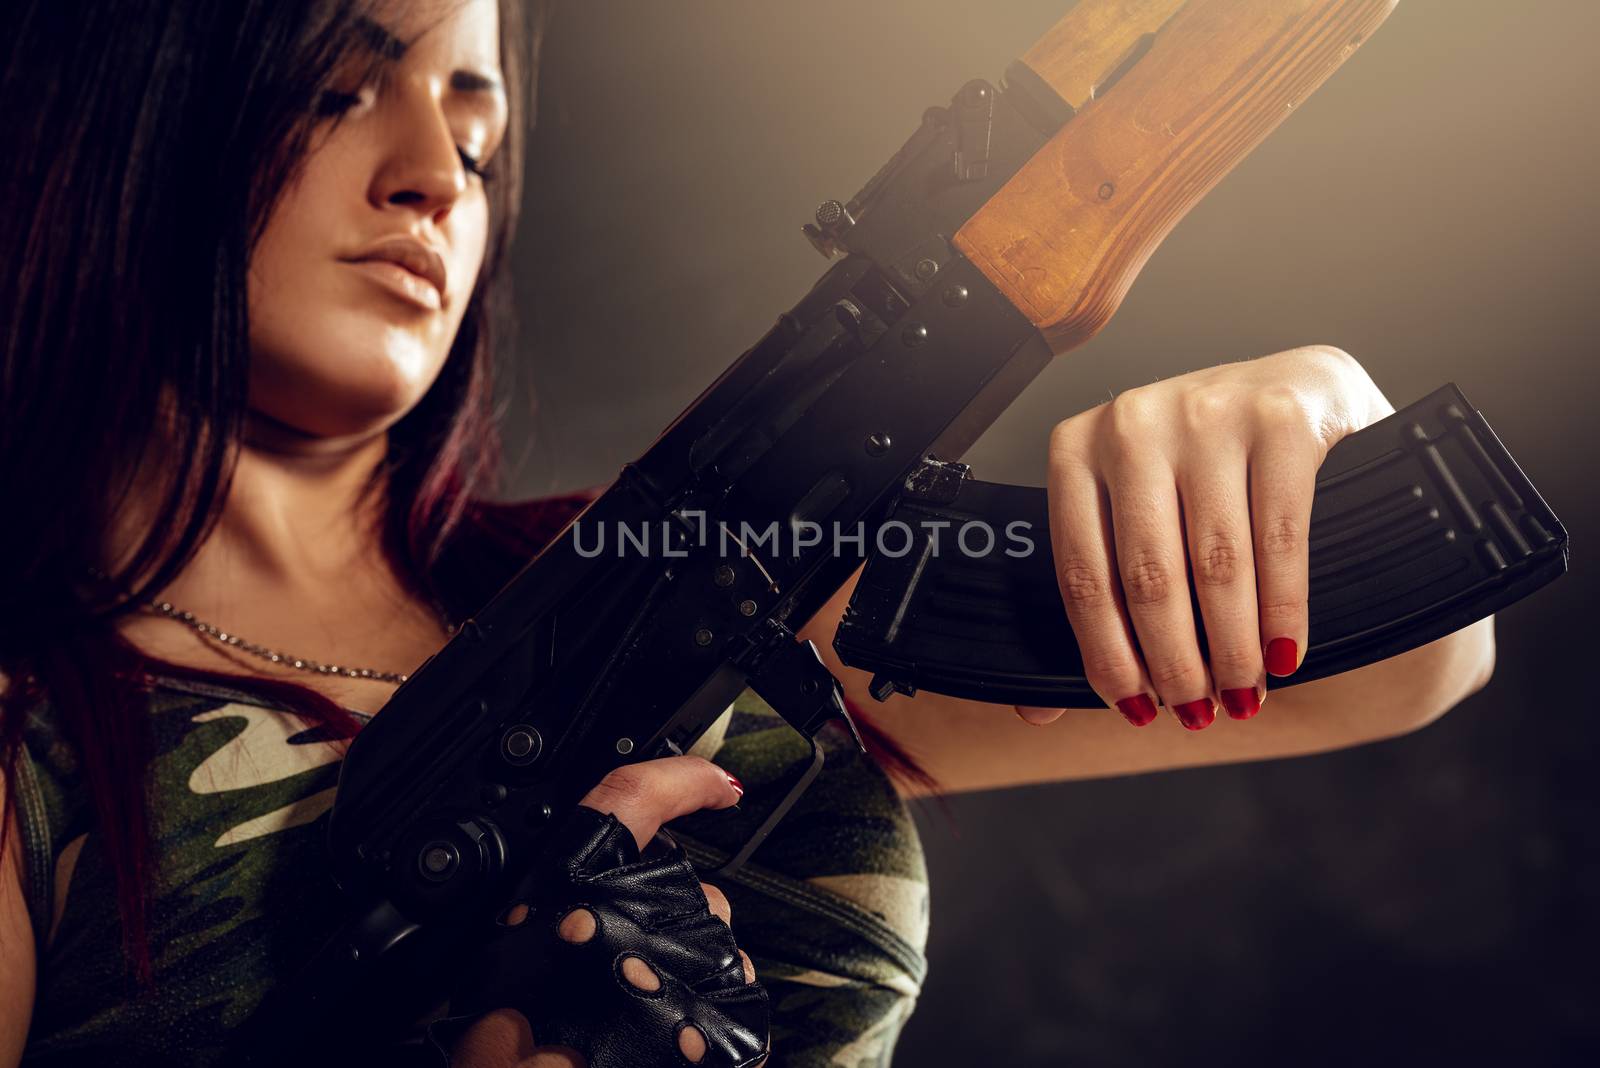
[145,598,456,685]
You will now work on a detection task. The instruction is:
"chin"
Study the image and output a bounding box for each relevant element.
[249,341,448,441]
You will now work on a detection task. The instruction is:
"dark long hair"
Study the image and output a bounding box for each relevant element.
[0,0,554,976]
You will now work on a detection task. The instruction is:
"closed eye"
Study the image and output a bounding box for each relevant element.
[314,90,495,181]
[315,89,365,117]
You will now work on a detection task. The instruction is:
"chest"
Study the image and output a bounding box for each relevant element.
[117,608,447,714]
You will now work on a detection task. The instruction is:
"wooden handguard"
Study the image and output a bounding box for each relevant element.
[956,0,1398,351]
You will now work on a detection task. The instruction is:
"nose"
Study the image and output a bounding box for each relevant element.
[369,75,468,220]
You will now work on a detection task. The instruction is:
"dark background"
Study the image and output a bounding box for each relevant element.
[510,1,1598,1063]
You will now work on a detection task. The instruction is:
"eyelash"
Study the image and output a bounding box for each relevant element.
[457,148,493,181]
[315,90,495,181]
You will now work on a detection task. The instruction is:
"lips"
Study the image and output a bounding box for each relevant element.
[341,235,448,310]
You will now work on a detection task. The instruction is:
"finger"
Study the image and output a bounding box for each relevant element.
[739,948,756,985]
[1247,396,1318,680]
[700,881,732,926]
[464,1008,536,1061]
[1047,416,1159,727]
[1100,416,1215,729]
[578,756,742,850]
[556,907,597,944]
[467,1010,587,1068]
[526,1050,585,1068]
[1177,428,1265,720]
[621,954,663,992]
[497,902,531,927]
[1015,705,1066,725]
[678,1023,709,1064]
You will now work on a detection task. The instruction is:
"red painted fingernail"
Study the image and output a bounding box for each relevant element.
[1265,637,1299,676]
[1172,698,1216,731]
[725,773,744,797]
[1114,693,1158,727]
[1220,687,1261,720]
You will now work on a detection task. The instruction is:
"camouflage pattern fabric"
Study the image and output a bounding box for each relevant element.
[13,677,928,1066]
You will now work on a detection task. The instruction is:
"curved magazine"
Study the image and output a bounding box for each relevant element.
[834,384,1568,707]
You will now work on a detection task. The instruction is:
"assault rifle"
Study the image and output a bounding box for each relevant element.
[269,0,1567,1045]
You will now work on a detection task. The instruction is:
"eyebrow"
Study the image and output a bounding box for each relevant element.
[355,17,408,61]
[353,16,505,96]
[450,70,503,94]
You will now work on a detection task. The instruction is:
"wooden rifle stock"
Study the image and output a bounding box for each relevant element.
[957,0,1398,350]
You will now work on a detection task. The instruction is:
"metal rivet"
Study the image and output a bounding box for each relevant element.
[713,565,735,588]
[901,322,929,347]
[914,258,939,281]
[739,599,757,617]
[942,284,969,307]
[418,841,459,883]
[865,432,892,456]
[694,627,714,646]
[616,737,635,755]
[500,725,542,766]
[1098,182,1115,200]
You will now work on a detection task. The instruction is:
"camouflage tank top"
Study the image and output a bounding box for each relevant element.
[12,676,928,1066]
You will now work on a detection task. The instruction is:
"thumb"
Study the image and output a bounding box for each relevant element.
[578,755,743,850]
[1015,705,1066,725]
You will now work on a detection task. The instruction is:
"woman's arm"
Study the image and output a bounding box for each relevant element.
[803,581,1494,794]
[797,346,1499,796]
[0,779,37,1067]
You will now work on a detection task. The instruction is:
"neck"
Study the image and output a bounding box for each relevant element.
[222,408,392,582]
[103,410,454,710]
[107,409,399,609]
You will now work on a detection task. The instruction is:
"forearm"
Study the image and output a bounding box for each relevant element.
[1253,613,1497,744]
[829,615,1496,796]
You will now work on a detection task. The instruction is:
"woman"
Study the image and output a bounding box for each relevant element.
[0,0,1496,1066]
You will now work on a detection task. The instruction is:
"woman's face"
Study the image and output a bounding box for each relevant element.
[247,0,507,442]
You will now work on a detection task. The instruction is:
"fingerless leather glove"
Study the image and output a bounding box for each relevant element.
[435,806,770,1067]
